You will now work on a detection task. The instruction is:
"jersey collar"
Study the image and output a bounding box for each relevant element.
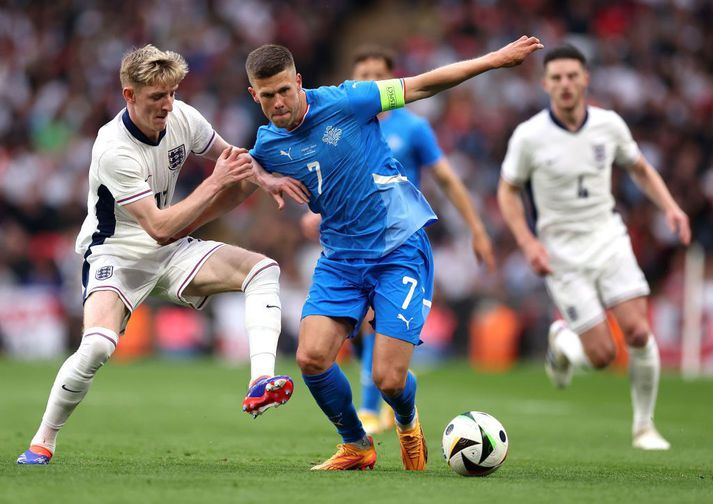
[548,107,589,133]
[122,109,167,146]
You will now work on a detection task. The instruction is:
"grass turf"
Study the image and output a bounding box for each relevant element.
[0,358,711,504]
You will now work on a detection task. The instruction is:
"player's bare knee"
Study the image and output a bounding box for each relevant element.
[588,343,616,369]
[296,347,331,375]
[622,323,650,348]
[372,371,407,397]
[376,382,404,398]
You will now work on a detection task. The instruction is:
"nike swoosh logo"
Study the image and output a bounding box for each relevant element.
[266,304,281,310]
[61,384,81,393]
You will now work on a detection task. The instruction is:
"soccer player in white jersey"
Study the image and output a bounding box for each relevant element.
[17,45,309,465]
[497,45,690,450]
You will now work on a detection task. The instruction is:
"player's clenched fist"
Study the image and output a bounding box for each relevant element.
[212,146,253,187]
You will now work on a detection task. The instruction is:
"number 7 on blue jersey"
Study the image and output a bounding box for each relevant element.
[307,161,322,195]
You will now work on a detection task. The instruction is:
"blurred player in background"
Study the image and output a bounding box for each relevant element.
[17,45,309,465]
[497,44,690,450]
[301,45,495,436]
[246,36,542,470]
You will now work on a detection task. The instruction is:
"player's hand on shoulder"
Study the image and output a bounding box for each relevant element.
[522,237,552,276]
[495,36,544,68]
[211,146,253,188]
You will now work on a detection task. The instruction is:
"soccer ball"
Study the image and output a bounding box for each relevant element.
[442,411,508,476]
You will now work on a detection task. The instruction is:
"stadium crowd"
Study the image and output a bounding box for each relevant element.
[1,0,712,367]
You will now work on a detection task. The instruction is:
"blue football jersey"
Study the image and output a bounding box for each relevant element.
[250,80,437,259]
[380,108,443,189]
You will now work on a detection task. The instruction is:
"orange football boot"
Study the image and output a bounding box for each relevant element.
[396,410,428,470]
[310,437,377,470]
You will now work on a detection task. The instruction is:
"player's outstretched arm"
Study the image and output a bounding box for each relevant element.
[497,177,552,276]
[627,156,691,245]
[403,36,543,103]
[430,159,495,271]
[124,146,252,244]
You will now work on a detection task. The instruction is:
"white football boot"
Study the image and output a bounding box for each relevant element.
[545,320,573,388]
[632,426,671,450]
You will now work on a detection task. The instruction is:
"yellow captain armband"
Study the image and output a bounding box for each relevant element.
[375,79,405,112]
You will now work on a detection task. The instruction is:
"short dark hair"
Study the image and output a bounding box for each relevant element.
[352,45,395,71]
[246,44,295,82]
[543,44,587,68]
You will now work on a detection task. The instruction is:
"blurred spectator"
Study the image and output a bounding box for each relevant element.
[1,0,711,369]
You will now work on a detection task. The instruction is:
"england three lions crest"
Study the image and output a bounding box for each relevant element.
[95,266,113,281]
[593,143,606,169]
[168,145,186,171]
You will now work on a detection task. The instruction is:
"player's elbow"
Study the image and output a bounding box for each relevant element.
[152,229,175,245]
[140,219,173,244]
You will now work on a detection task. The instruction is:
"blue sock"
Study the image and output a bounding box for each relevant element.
[381,370,417,426]
[302,364,366,443]
[360,333,381,413]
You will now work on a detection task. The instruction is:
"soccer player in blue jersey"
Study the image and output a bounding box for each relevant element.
[245,36,543,471]
[301,45,496,436]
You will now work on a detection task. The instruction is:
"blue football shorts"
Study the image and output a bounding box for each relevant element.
[302,228,434,345]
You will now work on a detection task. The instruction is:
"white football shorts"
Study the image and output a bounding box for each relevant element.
[544,232,650,334]
[82,237,225,332]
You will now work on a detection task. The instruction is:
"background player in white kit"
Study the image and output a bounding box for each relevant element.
[17,45,309,465]
[497,45,690,450]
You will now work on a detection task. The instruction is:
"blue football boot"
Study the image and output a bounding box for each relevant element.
[17,446,53,465]
[242,375,294,418]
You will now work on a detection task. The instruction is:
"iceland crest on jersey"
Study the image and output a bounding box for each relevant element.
[95,266,114,280]
[322,126,342,146]
[168,145,186,171]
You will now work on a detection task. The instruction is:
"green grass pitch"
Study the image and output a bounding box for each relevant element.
[0,358,711,504]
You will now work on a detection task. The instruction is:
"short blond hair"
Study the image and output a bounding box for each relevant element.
[120,44,188,88]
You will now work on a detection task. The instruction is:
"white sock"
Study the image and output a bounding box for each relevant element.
[554,325,592,369]
[242,259,281,383]
[629,335,660,433]
[30,327,117,453]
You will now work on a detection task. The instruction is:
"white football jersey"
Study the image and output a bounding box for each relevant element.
[76,100,215,258]
[501,106,640,268]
